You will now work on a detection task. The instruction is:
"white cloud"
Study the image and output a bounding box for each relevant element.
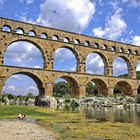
[132,36,140,46]
[20,0,34,5]
[93,8,127,40]
[37,0,95,33]
[34,65,41,68]
[10,75,21,80]
[86,53,104,74]
[54,48,74,63]
[122,0,140,7]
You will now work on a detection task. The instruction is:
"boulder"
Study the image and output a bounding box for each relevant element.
[26,98,35,106]
[35,96,57,108]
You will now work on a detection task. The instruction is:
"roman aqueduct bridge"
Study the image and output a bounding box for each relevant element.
[0,17,140,98]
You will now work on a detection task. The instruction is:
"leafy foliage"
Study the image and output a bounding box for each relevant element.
[86,82,98,96]
[53,82,71,97]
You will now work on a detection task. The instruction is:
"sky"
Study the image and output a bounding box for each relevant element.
[1,0,140,95]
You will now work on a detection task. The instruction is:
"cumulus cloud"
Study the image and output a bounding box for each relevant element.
[93,8,127,40]
[37,0,95,32]
[86,53,104,74]
[132,36,140,46]
[0,0,6,5]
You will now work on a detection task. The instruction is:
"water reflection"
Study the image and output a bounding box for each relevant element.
[58,105,140,127]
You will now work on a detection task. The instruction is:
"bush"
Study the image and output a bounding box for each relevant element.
[64,94,71,103]
[136,94,140,103]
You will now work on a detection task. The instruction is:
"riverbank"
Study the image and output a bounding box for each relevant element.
[1,105,140,140]
[0,120,55,140]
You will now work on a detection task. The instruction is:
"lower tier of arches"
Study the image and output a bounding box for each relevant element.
[0,66,140,98]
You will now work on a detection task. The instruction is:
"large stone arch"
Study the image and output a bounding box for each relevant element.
[113,55,132,78]
[54,75,79,98]
[53,46,80,72]
[114,81,133,96]
[2,71,45,96]
[87,78,108,96]
[2,39,46,68]
[85,51,108,75]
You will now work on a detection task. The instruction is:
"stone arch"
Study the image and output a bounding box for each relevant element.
[87,78,108,96]
[113,56,132,77]
[114,81,133,96]
[2,25,11,32]
[54,75,79,98]
[28,30,36,37]
[64,37,70,43]
[16,27,24,34]
[3,71,45,96]
[40,33,48,39]
[3,39,46,69]
[85,52,108,75]
[53,46,80,72]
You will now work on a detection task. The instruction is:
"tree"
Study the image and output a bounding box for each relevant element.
[86,82,98,96]
[53,82,71,97]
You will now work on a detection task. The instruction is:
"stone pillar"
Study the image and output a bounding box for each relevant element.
[108,87,114,96]
[78,85,86,98]
[107,66,113,76]
[45,61,53,70]
[131,67,136,79]
[0,76,5,95]
[77,63,85,73]
[0,55,3,65]
[44,83,53,96]
[132,89,137,96]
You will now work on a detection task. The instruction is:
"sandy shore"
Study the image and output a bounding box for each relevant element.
[0,120,55,140]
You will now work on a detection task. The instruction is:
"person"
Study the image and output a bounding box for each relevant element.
[17,113,26,120]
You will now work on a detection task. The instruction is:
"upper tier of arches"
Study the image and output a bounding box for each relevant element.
[0,17,140,56]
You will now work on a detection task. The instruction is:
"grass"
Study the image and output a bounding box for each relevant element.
[1,105,140,140]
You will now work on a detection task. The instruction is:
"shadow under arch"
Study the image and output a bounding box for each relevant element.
[53,46,80,72]
[54,75,79,98]
[85,51,108,75]
[89,78,108,96]
[113,56,132,78]
[3,39,46,69]
[3,71,45,96]
[114,81,133,96]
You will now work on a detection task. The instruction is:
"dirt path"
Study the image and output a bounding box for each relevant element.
[0,120,55,140]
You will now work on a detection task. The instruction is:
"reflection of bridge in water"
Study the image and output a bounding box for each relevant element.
[0,17,140,97]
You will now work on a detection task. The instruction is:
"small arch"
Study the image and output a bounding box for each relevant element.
[84,41,90,47]
[74,39,80,45]
[114,81,133,96]
[53,76,79,98]
[134,50,138,55]
[16,28,24,34]
[86,79,108,96]
[102,44,108,50]
[2,25,11,32]
[137,85,140,94]
[93,43,99,49]
[64,37,70,43]
[52,35,59,41]
[127,49,132,54]
[119,48,124,53]
[28,30,36,37]
[111,46,116,51]
[40,33,47,39]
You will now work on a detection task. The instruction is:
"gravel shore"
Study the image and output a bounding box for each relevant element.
[0,120,55,140]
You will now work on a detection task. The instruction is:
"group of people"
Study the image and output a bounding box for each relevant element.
[17,113,26,120]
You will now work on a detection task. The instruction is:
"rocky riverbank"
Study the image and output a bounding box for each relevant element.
[0,120,55,140]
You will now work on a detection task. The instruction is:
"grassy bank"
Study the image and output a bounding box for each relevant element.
[0,105,140,140]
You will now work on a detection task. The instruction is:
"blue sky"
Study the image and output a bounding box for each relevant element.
[1,0,140,95]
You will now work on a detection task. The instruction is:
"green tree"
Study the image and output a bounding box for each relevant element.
[86,82,98,96]
[53,82,71,97]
